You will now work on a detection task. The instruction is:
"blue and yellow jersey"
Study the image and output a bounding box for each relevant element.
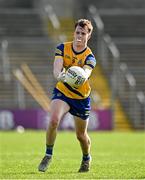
[55,41,97,99]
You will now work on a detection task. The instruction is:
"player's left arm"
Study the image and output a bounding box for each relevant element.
[83,65,93,79]
[83,53,97,79]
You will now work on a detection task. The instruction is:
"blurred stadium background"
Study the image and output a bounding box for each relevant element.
[0,0,145,131]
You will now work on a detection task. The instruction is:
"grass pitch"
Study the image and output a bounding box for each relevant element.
[0,130,145,179]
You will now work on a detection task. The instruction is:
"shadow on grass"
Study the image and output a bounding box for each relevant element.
[2,170,77,175]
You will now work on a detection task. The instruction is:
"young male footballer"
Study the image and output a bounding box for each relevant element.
[38,19,97,173]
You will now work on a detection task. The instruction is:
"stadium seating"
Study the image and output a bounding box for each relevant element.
[115,41,145,92]
[90,5,145,129]
[0,11,44,37]
[82,0,145,129]
[96,8,145,92]
[0,5,56,108]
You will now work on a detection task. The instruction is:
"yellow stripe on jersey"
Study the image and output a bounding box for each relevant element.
[55,56,62,59]
[55,48,63,56]
[55,41,96,99]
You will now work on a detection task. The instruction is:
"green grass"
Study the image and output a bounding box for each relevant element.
[0,130,145,179]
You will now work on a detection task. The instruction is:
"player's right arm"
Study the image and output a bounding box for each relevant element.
[53,43,66,82]
[53,57,65,81]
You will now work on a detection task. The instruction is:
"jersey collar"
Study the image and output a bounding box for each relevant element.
[71,43,87,55]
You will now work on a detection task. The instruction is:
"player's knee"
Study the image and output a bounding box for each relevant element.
[49,114,60,129]
[50,120,59,129]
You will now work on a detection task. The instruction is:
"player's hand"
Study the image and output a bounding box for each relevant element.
[57,71,66,83]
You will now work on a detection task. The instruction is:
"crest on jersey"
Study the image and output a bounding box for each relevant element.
[78,59,83,66]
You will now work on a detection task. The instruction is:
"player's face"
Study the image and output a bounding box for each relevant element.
[73,25,90,48]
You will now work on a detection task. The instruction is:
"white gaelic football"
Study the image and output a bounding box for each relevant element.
[65,66,87,88]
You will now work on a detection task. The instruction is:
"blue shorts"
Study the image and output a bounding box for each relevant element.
[52,88,91,120]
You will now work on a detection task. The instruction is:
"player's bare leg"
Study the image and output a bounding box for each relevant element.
[38,99,70,172]
[74,117,91,172]
[46,99,70,145]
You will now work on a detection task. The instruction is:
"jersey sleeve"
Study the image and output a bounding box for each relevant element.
[55,43,64,57]
[85,54,97,69]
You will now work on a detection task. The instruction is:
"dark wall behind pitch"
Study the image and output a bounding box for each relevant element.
[0,0,33,8]
[79,0,145,9]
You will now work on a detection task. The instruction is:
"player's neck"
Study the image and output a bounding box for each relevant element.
[72,42,87,53]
